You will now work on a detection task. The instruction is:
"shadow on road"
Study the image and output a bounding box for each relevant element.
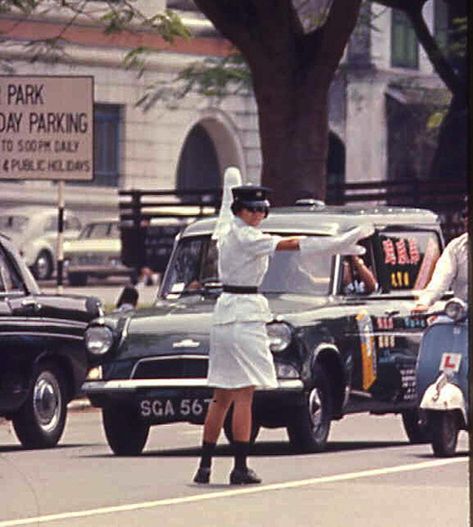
[80,439,410,459]
[0,443,102,453]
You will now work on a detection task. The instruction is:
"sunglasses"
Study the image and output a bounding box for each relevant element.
[245,205,269,214]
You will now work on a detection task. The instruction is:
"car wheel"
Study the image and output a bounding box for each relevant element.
[32,250,53,281]
[401,409,430,444]
[12,363,67,449]
[429,411,458,457]
[286,363,333,452]
[223,406,260,444]
[68,272,88,286]
[102,405,150,456]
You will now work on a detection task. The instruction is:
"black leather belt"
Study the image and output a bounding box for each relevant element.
[222,285,258,294]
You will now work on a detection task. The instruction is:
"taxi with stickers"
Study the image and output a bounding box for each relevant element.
[83,204,443,455]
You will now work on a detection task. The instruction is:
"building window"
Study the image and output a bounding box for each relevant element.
[93,104,121,187]
[391,9,418,69]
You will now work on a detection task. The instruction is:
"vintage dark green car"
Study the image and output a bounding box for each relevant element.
[0,233,102,448]
[83,204,444,455]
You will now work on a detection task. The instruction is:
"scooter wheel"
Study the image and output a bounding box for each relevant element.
[429,411,458,457]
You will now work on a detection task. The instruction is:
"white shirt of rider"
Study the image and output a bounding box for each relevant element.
[419,232,469,306]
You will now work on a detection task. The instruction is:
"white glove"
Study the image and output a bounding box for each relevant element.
[299,224,374,257]
[212,166,242,241]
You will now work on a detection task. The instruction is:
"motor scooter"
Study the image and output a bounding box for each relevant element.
[416,298,468,457]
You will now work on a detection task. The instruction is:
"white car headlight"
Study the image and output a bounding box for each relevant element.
[86,366,103,380]
[267,322,292,352]
[444,299,467,321]
[85,326,114,356]
[275,363,300,379]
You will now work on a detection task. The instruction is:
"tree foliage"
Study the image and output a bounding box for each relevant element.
[0,0,467,197]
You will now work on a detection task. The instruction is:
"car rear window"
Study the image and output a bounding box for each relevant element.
[374,229,441,293]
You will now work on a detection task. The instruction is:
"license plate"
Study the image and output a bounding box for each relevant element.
[439,352,462,373]
[139,397,212,420]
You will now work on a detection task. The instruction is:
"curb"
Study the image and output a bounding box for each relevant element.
[68,397,93,411]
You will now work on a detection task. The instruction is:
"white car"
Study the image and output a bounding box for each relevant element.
[0,207,82,280]
[64,219,134,286]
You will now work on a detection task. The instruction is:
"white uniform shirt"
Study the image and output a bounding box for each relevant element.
[419,232,469,306]
[213,217,281,325]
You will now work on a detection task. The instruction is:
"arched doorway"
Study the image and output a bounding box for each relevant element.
[176,124,221,191]
[326,132,345,203]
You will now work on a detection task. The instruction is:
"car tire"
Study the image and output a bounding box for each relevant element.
[102,405,150,456]
[68,272,88,286]
[32,250,53,281]
[286,363,333,453]
[429,411,458,457]
[401,409,430,444]
[223,406,260,444]
[12,363,67,449]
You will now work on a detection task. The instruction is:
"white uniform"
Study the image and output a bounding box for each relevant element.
[207,215,374,389]
[418,232,469,306]
[207,217,281,389]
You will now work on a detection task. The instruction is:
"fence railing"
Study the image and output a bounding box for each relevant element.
[326,178,466,241]
[118,178,466,271]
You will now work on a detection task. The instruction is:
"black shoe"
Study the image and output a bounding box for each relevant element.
[229,468,262,485]
[193,467,211,484]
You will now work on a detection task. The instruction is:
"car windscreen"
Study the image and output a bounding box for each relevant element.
[161,235,332,298]
[0,215,29,233]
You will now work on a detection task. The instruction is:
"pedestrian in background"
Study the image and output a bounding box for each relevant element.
[115,284,139,313]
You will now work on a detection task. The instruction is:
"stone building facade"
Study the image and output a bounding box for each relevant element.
[0,1,449,220]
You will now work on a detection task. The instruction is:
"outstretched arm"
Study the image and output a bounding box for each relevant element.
[276,237,304,251]
[275,225,374,255]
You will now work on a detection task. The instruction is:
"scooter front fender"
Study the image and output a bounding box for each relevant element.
[420,382,466,421]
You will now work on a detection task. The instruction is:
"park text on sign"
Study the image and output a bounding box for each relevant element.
[0,76,93,181]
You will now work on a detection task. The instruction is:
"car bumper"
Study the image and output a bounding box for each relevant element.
[82,378,303,393]
[67,264,131,275]
[83,378,305,425]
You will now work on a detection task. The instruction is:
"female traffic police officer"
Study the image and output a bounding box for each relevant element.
[194,167,373,485]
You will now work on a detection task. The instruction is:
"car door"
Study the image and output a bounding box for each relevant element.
[0,241,43,329]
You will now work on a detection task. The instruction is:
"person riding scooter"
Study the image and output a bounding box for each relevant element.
[412,198,468,313]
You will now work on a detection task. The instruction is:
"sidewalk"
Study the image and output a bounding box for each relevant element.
[68,396,94,411]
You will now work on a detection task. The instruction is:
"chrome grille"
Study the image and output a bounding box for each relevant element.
[131,355,208,380]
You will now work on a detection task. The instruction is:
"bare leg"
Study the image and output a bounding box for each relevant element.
[231,386,255,442]
[203,388,234,443]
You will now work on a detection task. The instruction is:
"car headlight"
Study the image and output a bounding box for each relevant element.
[267,322,292,352]
[444,299,467,321]
[275,363,300,379]
[86,366,103,380]
[85,326,114,356]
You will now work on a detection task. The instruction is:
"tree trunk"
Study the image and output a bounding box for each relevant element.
[252,71,329,205]
[429,65,467,180]
[193,0,361,205]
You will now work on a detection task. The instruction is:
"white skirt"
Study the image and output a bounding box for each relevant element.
[207,321,278,389]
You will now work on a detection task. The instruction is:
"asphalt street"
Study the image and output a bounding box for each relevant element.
[0,408,468,527]
[13,281,467,527]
